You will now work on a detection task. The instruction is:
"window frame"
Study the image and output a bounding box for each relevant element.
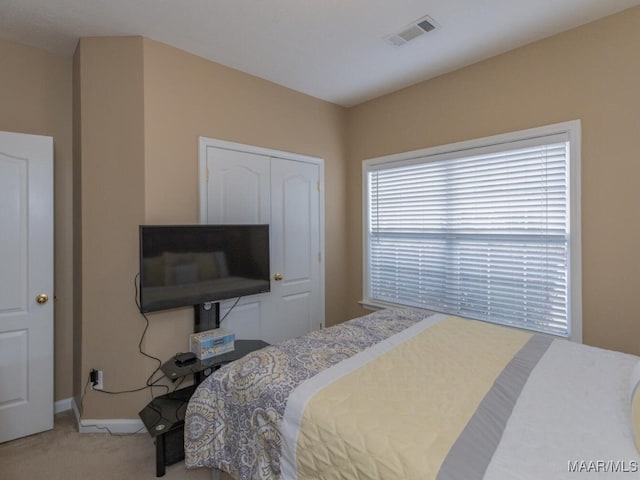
[362,120,582,342]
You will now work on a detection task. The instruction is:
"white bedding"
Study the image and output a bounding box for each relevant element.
[280,315,640,479]
[486,339,639,478]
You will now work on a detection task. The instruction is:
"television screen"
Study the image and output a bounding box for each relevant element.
[139,224,270,312]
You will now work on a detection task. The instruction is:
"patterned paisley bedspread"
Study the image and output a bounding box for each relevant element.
[184,308,434,479]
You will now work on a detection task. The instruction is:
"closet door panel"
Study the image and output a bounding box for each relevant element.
[206,147,270,224]
[270,157,321,341]
[205,147,273,339]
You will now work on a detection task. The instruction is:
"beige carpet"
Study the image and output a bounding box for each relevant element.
[0,411,230,480]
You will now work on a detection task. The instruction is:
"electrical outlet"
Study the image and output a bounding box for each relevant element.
[91,369,104,390]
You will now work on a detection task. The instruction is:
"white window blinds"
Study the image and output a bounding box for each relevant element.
[365,127,580,338]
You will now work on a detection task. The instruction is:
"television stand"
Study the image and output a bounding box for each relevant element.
[194,301,220,332]
[138,339,269,477]
[160,339,269,384]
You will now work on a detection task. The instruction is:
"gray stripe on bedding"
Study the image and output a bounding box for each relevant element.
[436,334,553,480]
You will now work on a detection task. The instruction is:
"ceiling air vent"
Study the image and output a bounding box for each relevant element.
[385,15,438,47]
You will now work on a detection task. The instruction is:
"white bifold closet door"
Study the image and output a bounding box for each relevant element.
[201,141,323,344]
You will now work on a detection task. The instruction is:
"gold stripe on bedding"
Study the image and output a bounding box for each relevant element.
[293,316,534,480]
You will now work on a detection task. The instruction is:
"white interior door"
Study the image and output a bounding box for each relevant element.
[200,139,324,344]
[204,146,272,341]
[270,158,322,340]
[0,131,54,443]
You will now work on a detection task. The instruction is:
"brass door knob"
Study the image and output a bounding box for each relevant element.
[273,273,283,281]
[36,294,49,304]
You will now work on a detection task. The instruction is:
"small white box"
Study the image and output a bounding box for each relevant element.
[189,328,236,359]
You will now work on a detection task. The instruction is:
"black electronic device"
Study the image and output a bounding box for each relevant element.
[139,224,270,313]
[174,352,196,366]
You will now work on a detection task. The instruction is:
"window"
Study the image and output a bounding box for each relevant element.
[363,121,581,340]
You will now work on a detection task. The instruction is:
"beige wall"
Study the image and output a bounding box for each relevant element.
[0,38,74,402]
[74,37,148,417]
[347,7,640,355]
[75,37,348,418]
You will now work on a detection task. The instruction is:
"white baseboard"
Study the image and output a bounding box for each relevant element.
[54,397,73,414]
[71,397,147,434]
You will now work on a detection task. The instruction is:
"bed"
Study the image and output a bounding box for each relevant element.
[184,308,640,479]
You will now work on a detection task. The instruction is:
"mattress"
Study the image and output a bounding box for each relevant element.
[184,308,640,479]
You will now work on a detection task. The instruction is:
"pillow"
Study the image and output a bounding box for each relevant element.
[630,360,640,453]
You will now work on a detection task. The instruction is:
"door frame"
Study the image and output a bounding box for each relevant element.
[198,136,325,329]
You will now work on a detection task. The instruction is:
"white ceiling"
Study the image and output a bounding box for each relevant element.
[1,0,639,107]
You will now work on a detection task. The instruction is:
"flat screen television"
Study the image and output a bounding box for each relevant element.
[139,224,270,313]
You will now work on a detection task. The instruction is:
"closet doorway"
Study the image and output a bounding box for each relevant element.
[199,138,324,344]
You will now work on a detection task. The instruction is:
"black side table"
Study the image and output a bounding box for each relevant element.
[139,339,269,477]
[161,339,269,385]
